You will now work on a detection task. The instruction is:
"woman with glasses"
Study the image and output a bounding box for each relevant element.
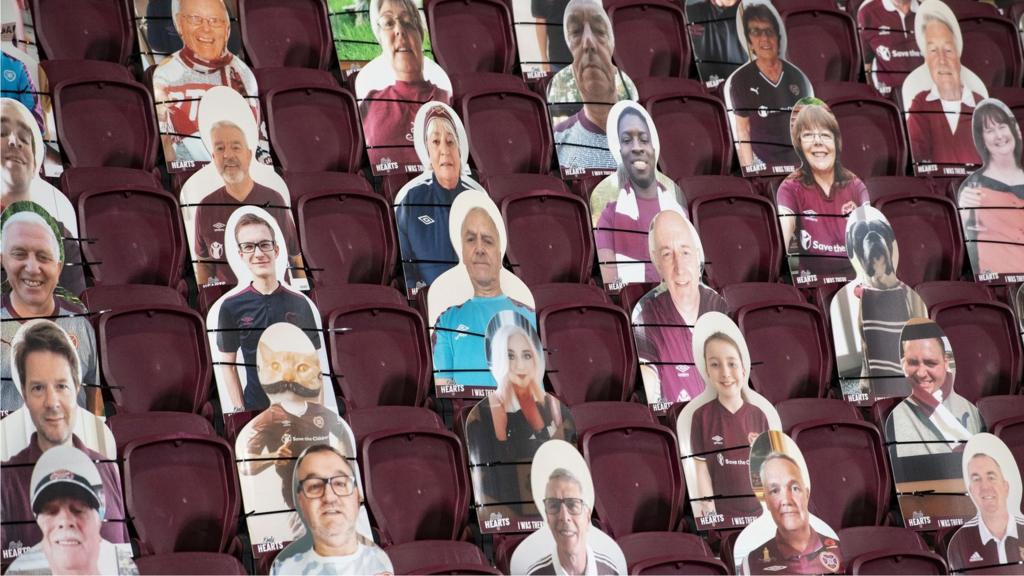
[776,99,869,284]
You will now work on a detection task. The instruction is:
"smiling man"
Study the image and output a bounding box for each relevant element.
[947,452,1024,569]
[1,321,127,570]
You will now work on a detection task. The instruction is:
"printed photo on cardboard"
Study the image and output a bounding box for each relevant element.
[150,4,269,173]
[677,312,781,531]
[132,0,243,70]
[857,0,923,98]
[348,0,451,175]
[3,445,135,575]
[0,41,61,177]
[884,318,982,531]
[329,0,435,68]
[957,98,1024,284]
[724,0,814,178]
[1,0,36,50]
[830,205,927,405]
[509,439,628,575]
[733,431,843,575]
[395,101,484,296]
[686,0,747,90]
[1,194,85,304]
[778,98,867,288]
[901,0,988,176]
[179,88,306,291]
[630,212,728,409]
[545,0,638,179]
[591,101,686,289]
[428,190,537,400]
[511,0,573,81]
[946,433,1023,573]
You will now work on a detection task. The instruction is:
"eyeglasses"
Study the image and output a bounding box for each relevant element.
[377,15,420,33]
[543,497,586,516]
[180,14,228,28]
[748,27,777,39]
[799,131,835,144]
[238,240,276,254]
[298,475,356,499]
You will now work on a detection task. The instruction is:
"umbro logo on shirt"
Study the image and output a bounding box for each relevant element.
[454,324,470,340]
[711,435,724,446]
[213,222,226,231]
[418,215,435,225]
[969,552,983,563]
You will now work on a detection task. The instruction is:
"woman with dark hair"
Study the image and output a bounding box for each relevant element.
[776,99,869,281]
[958,98,1024,277]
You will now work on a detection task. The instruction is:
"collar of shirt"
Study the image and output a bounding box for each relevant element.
[554,545,596,576]
[882,0,920,15]
[924,85,978,108]
[773,530,825,560]
[978,515,1020,547]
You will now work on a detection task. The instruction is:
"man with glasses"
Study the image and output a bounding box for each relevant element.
[272,445,393,575]
[152,0,259,166]
[215,211,319,412]
[527,468,621,575]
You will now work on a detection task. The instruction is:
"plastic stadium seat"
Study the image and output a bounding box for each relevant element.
[98,304,212,414]
[618,532,728,575]
[266,84,364,173]
[674,175,759,212]
[570,401,656,437]
[633,76,707,101]
[531,282,612,312]
[122,433,240,556]
[40,59,134,89]
[606,0,691,79]
[386,540,499,576]
[870,189,966,287]
[642,89,732,179]
[815,83,908,178]
[361,428,470,546]
[312,284,407,318]
[254,67,339,99]
[618,281,657,317]
[107,412,216,455]
[460,83,554,177]
[790,419,890,529]
[29,0,135,63]
[776,398,862,432]
[948,0,1024,88]
[61,167,186,289]
[499,187,595,286]
[540,301,637,405]
[449,72,529,107]
[915,280,995,305]
[992,415,1024,468]
[425,0,516,76]
[81,285,187,312]
[348,406,445,442]
[689,192,782,290]
[850,550,948,575]
[977,395,1024,429]
[721,282,805,315]
[777,2,860,83]
[52,78,159,170]
[839,525,929,560]
[734,300,833,403]
[239,0,334,69]
[326,297,432,409]
[291,176,397,286]
[134,552,247,575]
[581,421,685,537]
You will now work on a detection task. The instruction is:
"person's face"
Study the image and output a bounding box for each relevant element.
[545,478,591,554]
[427,120,460,188]
[1,112,36,197]
[297,452,361,550]
[901,338,949,396]
[798,123,836,176]
[923,20,961,97]
[619,113,655,189]
[763,458,810,536]
[23,350,78,450]
[651,214,700,303]
[376,0,424,81]
[461,209,501,292]
[747,18,780,62]
[968,455,1010,518]
[982,118,1016,160]
[705,338,746,401]
[506,332,537,390]
[2,220,62,311]
[211,124,252,185]
[176,0,230,61]
[236,222,278,280]
[566,2,616,101]
[37,497,102,573]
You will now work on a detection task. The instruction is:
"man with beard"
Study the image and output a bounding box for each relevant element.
[192,120,303,288]
[547,0,637,173]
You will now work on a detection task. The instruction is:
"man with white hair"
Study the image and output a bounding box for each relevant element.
[947,451,1024,569]
[904,0,986,166]
[152,0,259,165]
[547,0,637,173]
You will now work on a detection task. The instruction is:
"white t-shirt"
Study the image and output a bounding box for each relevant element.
[271,542,393,576]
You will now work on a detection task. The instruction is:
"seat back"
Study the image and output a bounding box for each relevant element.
[426,0,516,75]
[108,412,216,456]
[461,87,553,177]
[722,282,805,314]
[915,281,994,306]
[850,550,948,575]
[607,0,691,79]
[501,188,595,286]
[977,395,1024,429]
[873,193,965,287]
[540,303,636,405]
[838,525,928,562]
[779,5,860,83]
[820,91,908,178]
[531,282,611,313]
[570,401,657,437]
[239,0,333,69]
[958,14,1024,88]
[123,433,239,555]
[386,541,497,576]
[82,285,187,311]
[776,398,862,432]
[30,0,134,63]
[690,193,782,290]
[643,92,732,179]
[582,421,684,537]
[992,415,1024,470]
[133,552,247,575]
[361,428,470,546]
[266,85,363,173]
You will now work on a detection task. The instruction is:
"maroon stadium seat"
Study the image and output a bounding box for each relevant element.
[266,84,364,173]
[570,401,656,437]
[618,281,657,316]
[689,192,783,290]
[776,398,862,432]
[815,83,908,178]
[618,532,728,575]
[642,89,733,179]
[606,0,691,80]
[839,525,929,559]
[850,550,948,575]
[108,412,217,456]
[948,0,1024,88]
[238,0,334,69]
[133,552,247,575]
[674,175,759,213]
[915,280,995,305]
[386,540,498,575]
[992,414,1024,471]
[347,406,446,456]
[531,282,612,313]
[777,1,860,83]
[460,82,554,177]
[870,188,966,287]
[499,186,595,286]
[721,282,805,316]
[977,395,1024,429]
[311,284,407,319]
[81,285,187,311]
[989,87,1024,133]
[29,0,135,63]
[425,0,516,76]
